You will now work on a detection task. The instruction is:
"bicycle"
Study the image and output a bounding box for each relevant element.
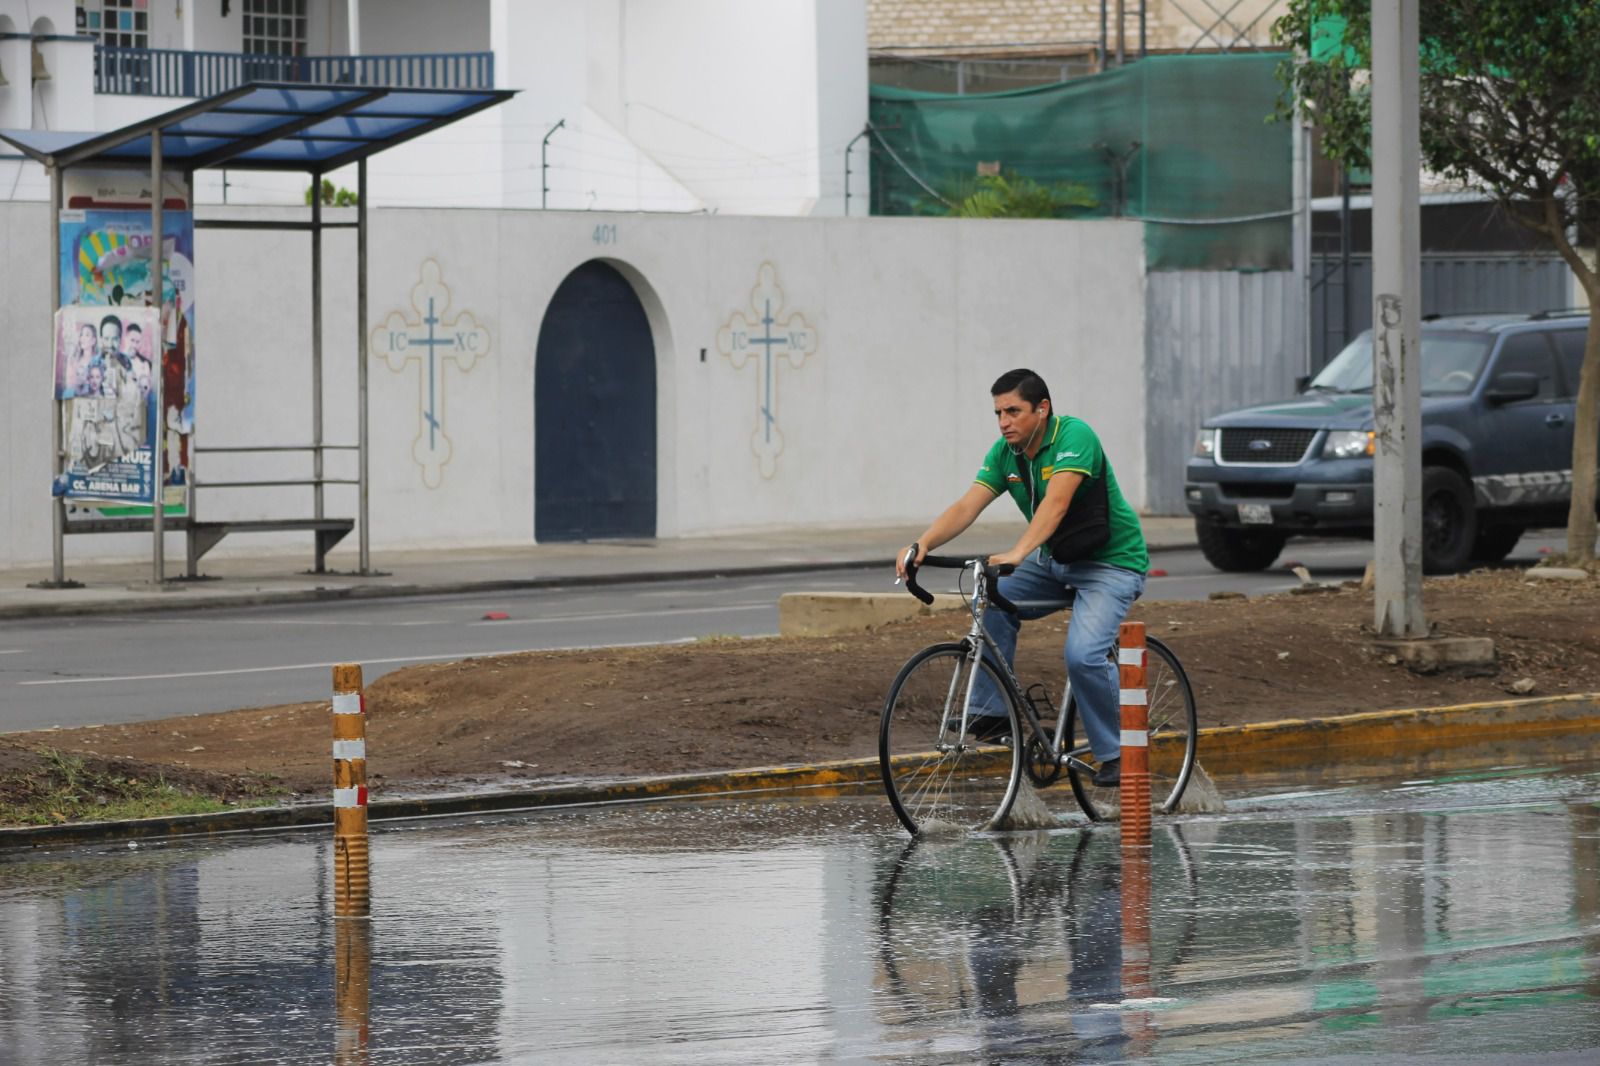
[879,550,1198,835]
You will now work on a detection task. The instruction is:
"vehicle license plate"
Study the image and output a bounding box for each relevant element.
[1237,503,1274,525]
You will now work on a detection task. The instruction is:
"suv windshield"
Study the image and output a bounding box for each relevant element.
[1309,331,1494,395]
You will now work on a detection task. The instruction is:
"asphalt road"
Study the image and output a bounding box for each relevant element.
[0,532,1564,733]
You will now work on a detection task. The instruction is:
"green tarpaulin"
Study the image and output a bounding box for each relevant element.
[868,54,1293,271]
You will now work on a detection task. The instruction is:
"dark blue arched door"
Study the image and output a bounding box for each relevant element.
[535,261,657,541]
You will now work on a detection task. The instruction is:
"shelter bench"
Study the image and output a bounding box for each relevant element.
[66,516,355,577]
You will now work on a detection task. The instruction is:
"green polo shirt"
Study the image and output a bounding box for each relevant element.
[974,414,1149,573]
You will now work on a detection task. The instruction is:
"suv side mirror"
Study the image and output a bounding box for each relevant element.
[1484,371,1540,405]
[1294,374,1312,393]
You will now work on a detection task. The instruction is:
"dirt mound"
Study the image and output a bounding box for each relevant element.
[5,567,1597,813]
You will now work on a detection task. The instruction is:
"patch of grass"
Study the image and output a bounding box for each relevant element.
[0,749,274,828]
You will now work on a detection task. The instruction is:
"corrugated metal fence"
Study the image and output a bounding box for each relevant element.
[1144,271,1303,516]
[1311,253,1571,367]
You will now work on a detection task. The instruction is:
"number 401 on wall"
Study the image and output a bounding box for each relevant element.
[592,224,618,245]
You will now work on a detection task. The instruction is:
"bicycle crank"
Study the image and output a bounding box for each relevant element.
[1024,736,1065,787]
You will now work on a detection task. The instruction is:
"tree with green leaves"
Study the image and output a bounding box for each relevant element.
[1274,0,1600,560]
[305,178,360,207]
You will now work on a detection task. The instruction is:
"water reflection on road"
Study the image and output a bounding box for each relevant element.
[0,762,1597,1064]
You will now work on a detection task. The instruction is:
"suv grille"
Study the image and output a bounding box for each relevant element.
[1218,428,1316,465]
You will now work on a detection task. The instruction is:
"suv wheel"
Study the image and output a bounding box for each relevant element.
[1470,524,1524,566]
[1421,466,1477,574]
[1194,519,1288,572]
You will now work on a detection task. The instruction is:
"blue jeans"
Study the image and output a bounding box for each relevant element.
[970,555,1146,763]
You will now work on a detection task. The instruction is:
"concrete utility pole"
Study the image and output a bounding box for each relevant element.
[1370,0,1425,637]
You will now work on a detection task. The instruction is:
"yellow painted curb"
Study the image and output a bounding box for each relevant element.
[1194,692,1600,775]
[604,691,1600,799]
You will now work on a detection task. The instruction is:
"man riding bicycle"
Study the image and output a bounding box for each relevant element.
[896,368,1149,786]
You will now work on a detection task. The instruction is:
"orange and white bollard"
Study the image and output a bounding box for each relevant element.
[1118,621,1151,845]
[332,663,370,919]
[1120,621,1157,1047]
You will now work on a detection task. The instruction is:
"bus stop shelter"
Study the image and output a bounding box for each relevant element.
[0,81,515,586]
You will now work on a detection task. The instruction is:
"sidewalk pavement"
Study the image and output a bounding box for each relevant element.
[0,516,1199,620]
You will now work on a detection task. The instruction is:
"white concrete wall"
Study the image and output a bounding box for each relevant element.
[0,206,1148,565]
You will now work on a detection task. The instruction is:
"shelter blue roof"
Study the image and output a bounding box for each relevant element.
[0,82,515,172]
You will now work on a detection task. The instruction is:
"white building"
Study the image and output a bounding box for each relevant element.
[0,0,870,214]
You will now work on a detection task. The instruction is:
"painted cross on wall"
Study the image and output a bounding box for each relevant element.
[372,259,490,488]
[716,262,818,479]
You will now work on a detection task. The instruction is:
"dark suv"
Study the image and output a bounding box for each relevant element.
[1184,312,1591,574]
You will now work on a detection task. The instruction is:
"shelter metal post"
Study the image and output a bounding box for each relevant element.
[184,170,197,537]
[311,169,326,546]
[49,165,65,585]
[357,158,370,574]
[151,129,166,584]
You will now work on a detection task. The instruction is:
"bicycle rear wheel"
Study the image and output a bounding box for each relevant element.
[879,643,1022,836]
[1064,635,1197,823]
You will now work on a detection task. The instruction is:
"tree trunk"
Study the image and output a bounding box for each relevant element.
[1568,302,1600,559]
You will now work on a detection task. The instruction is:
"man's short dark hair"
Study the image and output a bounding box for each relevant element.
[990,368,1051,409]
[100,314,123,334]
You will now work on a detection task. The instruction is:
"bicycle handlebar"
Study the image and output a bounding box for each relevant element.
[901,545,1018,614]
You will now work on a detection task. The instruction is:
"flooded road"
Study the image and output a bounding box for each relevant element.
[2,759,1598,1064]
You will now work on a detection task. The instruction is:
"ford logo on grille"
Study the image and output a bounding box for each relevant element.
[1248,439,1274,452]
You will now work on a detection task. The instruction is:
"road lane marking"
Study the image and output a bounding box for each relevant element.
[92,603,772,629]
[0,650,26,655]
[120,617,461,628]
[16,638,706,687]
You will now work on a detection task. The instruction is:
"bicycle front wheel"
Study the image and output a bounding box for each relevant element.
[879,643,1023,836]
[1065,635,1198,823]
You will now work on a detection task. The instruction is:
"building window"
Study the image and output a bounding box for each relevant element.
[243,0,308,57]
[78,1,150,49]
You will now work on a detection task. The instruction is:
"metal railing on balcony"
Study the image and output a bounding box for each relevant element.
[95,46,495,97]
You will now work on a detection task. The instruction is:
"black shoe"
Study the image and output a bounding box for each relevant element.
[948,715,1012,744]
[1092,757,1121,787]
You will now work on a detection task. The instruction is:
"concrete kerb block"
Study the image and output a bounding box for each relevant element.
[778,591,969,637]
[1526,567,1590,582]
[1373,635,1497,677]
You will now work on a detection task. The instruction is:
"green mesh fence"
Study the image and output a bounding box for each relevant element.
[868,54,1293,271]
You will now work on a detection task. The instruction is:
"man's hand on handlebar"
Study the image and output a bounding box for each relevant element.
[895,542,926,581]
[986,547,1028,569]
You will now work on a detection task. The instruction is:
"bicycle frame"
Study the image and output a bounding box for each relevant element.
[939,560,1090,774]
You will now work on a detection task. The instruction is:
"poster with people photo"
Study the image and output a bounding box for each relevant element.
[53,305,161,503]
[57,179,196,511]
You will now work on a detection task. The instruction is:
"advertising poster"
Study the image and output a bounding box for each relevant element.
[54,305,162,502]
[55,172,195,510]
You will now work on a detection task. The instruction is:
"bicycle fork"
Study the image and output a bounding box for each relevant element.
[937,641,988,752]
